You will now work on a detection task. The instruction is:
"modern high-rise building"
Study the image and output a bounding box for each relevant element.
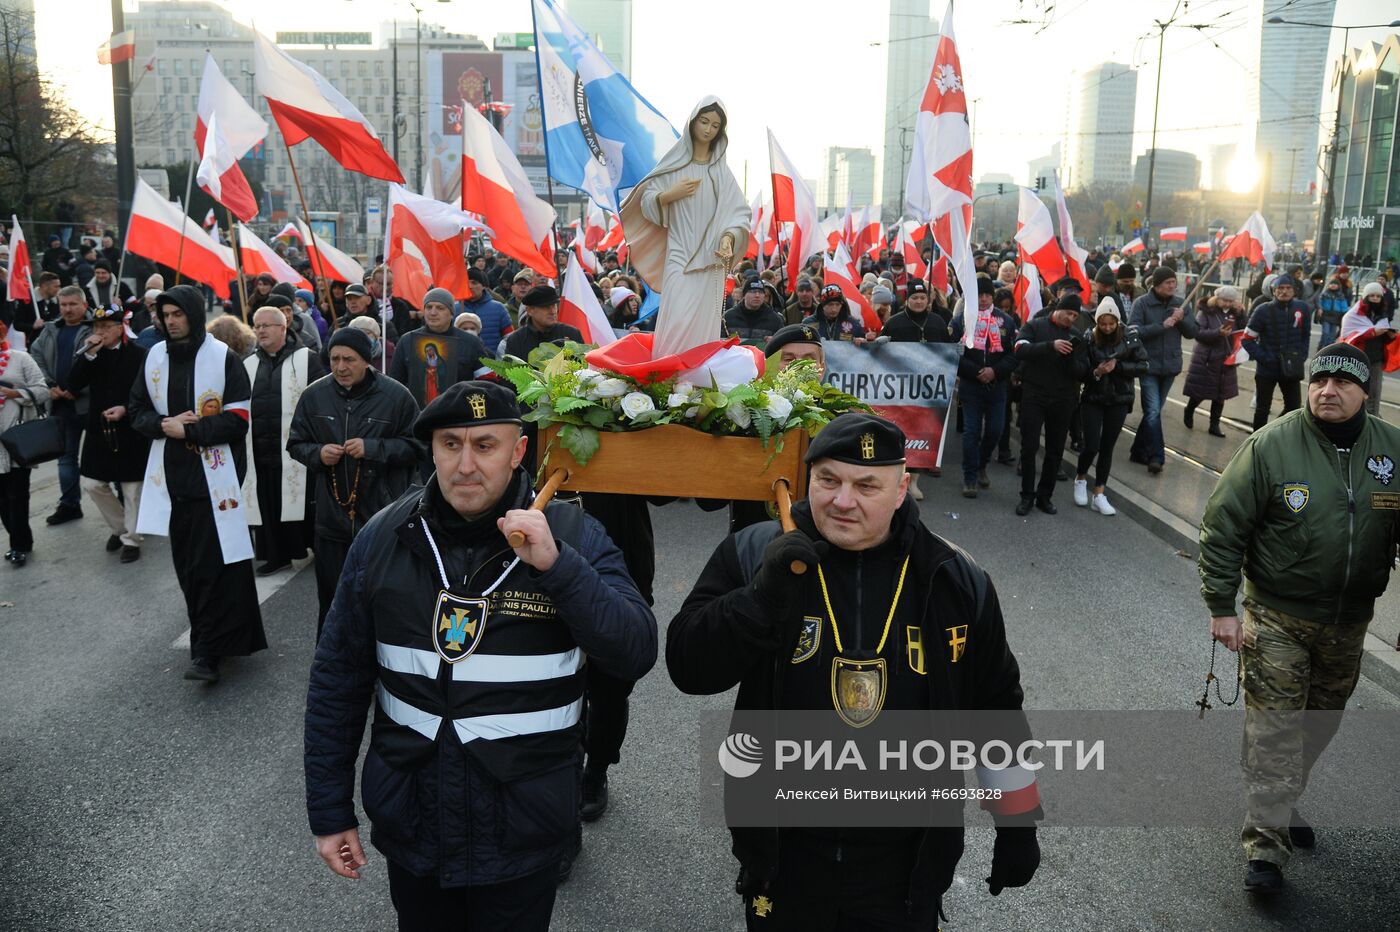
[1132,149,1201,198]
[880,0,938,221]
[816,147,876,214]
[1327,33,1400,261]
[1027,143,1061,189]
[1061,63,1137,191]
[1205,143,1237,191]
[562,0,632,79]
[1246,0,1337,194]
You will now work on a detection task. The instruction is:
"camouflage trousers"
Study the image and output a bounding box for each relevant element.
[1239,598,1368,866]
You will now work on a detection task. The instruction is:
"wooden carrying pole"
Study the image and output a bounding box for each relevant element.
[1180,258,1221,310]
[282,138,340,332]
[507,468,571,548]
[226,207,250,324]
[773,478,807,575]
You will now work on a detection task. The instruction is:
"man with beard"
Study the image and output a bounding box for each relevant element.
[129,285,266,683]
[83,259,134,310]
[243,306,326,576]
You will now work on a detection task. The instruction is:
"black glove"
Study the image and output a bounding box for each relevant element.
[750,530,825,613]
[985,826,1039,895]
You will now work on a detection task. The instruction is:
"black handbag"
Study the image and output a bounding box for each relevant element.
[0,397,66,467]
[1279,348,1306,381]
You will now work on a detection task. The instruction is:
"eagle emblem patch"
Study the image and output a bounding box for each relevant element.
[1366,455,1394,486]
[1283,483,1310,514]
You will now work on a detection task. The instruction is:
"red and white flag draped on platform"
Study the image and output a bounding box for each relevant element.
[905,2,979,347]
[195,54,266,222]
[560,251,618,347]
[295,219,364,284]
[387,183,489,303]
[7,215,32,304]
[1121,237,1145,255]
[852,206,883,261]
[824,241,881,334]
[126,177,234,298]
[460,103,556,277]
[236,223,311,289]
[896,220,929,280]
[1050,171,1090,294]
[1160,226,1188,242]
[1014,187,1066,284]
[767,130,823,292]
[252,31,404,183]
[1218,211,1276,270]
[97,30,135,65]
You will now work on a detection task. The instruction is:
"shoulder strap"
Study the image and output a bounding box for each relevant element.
[939,540,989,621]
[543,498,586,552]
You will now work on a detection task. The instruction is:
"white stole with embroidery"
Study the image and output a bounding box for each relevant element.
[136,337,254,564]
[242,346,309,526]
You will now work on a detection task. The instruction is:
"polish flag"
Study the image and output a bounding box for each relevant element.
[1160,226,1188,242]
[296,219,365,285]
[929,255,949,295]
[97,30,135,65]
[852,206,883,261]
[745,191,764,261]
[1217,211,1276,270]
[1341,320,1400,372]
[387,183,488,303]
[573,237,600,276]
[202,208,217,231]
[126,177,234,299]
[1013,263,1042,324]
[6,215,31,304]
[824,241,881,334]
[583,201,611,251]
[273,222,301,242]
[906,3,978,346]
[195,54,266,223]
[896,219,928,280]
[1224,331,1253,366]
[1191,242,1212,255]
[236,223,311,289]
[597,221,625,251]
[820,214,844,252]
[253,31,404,183]
[559,251,617,347]
[460,103,556,277]
[1050,171,1090,294]
[1121,237,1145,255]
[767,130,823,292]
[1013,187,1066,283]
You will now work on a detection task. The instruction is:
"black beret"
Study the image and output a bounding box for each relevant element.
[523,285,559,307]
[976,276,997,296]
[906,280,929,296]
[327,327,374,362]
[263,294,292,309]
[1050,275,1082,292]
[413,380,523,440]
[468,267,489,286]
[805,412,906,467]
[766,323,823,356]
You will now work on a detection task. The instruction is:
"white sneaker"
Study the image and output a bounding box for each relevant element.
[1073,479,1089,507]
[910,474,924,501]
[1091,493,1116,515]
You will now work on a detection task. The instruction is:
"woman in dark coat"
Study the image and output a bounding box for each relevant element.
[1182,285,1248,437]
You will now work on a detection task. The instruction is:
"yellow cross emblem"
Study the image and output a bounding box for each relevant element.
[752,895,773,918]
[468,393,488,419]
[860,432,876,460]
[439,607,479,651]
[946,625,968,663]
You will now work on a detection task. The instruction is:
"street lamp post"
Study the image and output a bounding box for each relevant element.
[411,3,422,193]
[1266,17,1400,271]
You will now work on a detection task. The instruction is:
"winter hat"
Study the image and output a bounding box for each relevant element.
[1094,296,1122,321]
[976,276,997,296]
[272,282,297,299]
[1215,285,1242,303]
[467,267,489,286]
[609,286,637,308]
[422,287,454,310]
[1362,282,1386,299]
[1055,293,1082,311]
[1272,275,1300,292]
[327,326,374,362]
[1150,266,1177,288]
[294,288,316,307]
[1094,264,1117,288]
[1309,342,1370,392]
[870,286,895,306]
[1115,262,1137,281]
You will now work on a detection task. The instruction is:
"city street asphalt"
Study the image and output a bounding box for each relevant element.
[2,445,1398,930]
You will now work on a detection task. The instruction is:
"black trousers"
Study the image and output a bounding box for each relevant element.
[0,467,33,552]
[1018,396,1073,500]
[741,838,937,931]
[251,456,312,566]
[314,536,352,638]
[1252,373,1302,430]
[387,861,557,932]
[1076,402,1130,489]
[170,498,266,660]
[584,665,635,767]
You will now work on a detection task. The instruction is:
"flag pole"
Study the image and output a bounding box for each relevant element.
[378,183,393,372]
[282,137,340,332]
[225,207,250,324]
[527,5,562,278]
[175,158,196,283]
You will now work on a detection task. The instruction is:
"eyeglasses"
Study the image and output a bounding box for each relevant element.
[252,323,283,330]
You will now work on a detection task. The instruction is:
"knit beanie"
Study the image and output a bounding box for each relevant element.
[423,287,455,310]
[327,326,374,362]
[1150,266,1177,288]
[1309,342,1370,392]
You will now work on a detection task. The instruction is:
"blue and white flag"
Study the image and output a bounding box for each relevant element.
[531,0,677,213]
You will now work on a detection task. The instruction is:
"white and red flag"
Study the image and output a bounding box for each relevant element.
[1160,226,1188,242]
[906,2,978,345]
[1224,330,1253,366]
[97,30,135,65]
[6,215,31,304]
[824,241,881,334]
[1121,237,1145,255]
[559,251,617,347]
[253,31,404,183]
[1013,187,1066,283]
[1013,263,1042,324]
[820,214,844,253]
[896,220,928,280]
[202,208,217,231]
[929,254,950,294]
[745,191,764,261]
[583,201,611,251]
[1191,242,1212,255]
[195,54,266,222]
[1050,171,1090,294]
[272,222,301,242]
[235,223,311,289]
[296,219,365,285]
[852,205,882,261]
[767,130,823,292]
[387,183,489,303]
[1217,211,1276,270]
[126,177,234,298]
[460,103,556,277]
[573,237,600,276]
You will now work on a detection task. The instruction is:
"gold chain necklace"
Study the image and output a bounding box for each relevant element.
[817,555,910,655]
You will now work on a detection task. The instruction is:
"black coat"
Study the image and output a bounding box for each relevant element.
[724,305,785,343]
[64,340,151,482]
[286,369,423,542]
[1183,301,1246,402]
[1245,299,1311,378]
[1080,329,1149,408]
[248,342,326,464]
[1013,316,1088,403]
[501,322,583,360]
[951,308,1019,382]
[882,308,952,343]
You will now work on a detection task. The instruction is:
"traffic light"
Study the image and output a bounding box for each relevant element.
[997,183,1005,195]
[1034,177,1045,191]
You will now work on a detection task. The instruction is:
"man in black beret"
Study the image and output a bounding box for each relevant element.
[764,323,825,375]
[305,379,656,931]
[288,326,423,630]
[502,285,582,360]
[669,412,1042,928]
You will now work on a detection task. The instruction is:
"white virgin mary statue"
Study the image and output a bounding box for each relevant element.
[620,96,750,361]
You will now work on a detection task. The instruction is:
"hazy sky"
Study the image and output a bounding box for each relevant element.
[37,0,1400,198]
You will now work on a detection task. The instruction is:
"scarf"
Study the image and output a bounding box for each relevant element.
[972,309,1003,353]
[0,340,10,409]
[1316,407,1366,450]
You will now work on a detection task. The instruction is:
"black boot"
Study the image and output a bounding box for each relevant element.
[1015,496,1034,516]
[1183,400,1197,430]
[1244,859,1282,893]
[581,766,609,822]
[1209,421,1226,437]
[1034,495,1058,515]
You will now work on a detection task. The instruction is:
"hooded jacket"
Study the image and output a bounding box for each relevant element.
[1079,328,1149,407]
[1128,286,1197,376]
